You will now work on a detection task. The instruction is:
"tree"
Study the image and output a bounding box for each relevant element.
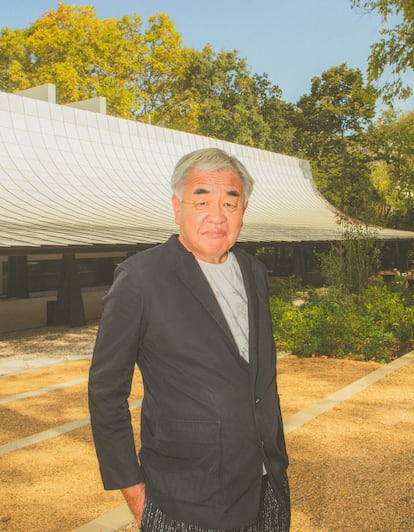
[0,4,139,116]
[295,64,378,218]
[252,73,297,154]
[367,109,414,228]
[132,13,189,126]
[178,45,297,150]
[350,0,414,101]
[179,45,269,147]
[0,4,186,122]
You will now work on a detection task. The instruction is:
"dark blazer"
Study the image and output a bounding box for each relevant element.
[88,235,288,529]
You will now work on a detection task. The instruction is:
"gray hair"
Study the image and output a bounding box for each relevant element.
[171,148,255,205]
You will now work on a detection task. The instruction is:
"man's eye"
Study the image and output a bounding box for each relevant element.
[194,201,209,210]
[224,202,237,210]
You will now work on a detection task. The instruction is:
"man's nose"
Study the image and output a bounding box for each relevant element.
[207,201,227,222]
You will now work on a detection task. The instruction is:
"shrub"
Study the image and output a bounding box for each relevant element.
[271,282,414,362]
[359,283,414,357]
[267,275,302,301]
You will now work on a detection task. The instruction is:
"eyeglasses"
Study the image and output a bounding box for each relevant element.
[180,200,243,213]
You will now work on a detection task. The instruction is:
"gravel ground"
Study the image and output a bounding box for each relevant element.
[0,323,413,531]
[118,356,414,532]
[0,322,99,360]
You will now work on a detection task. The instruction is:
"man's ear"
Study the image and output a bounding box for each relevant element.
[172,194,181,224]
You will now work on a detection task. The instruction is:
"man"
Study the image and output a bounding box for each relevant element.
[88,148,290,531]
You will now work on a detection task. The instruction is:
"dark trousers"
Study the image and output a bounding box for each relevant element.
[140,475,290,532]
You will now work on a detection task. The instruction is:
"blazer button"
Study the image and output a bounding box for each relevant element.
[255,397,260,404]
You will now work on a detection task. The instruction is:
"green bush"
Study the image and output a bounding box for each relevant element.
[267,275,302,301]
[271,282,414,362]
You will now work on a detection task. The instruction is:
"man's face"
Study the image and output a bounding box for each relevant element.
[172,166,247,264]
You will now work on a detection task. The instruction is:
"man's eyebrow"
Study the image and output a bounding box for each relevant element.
[193,188,210,195]
[192,188,241,197]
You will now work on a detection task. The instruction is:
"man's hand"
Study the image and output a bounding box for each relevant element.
[121,482,146,527]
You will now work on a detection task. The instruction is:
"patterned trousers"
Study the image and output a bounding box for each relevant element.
[140,475,290,532]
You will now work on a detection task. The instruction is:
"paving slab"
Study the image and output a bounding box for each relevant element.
[0,354,90,376]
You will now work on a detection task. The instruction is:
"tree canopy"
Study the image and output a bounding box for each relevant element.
[0,4,185,120]
[350,0,414,101]
[295,64,378,217]
[368,109,414,228]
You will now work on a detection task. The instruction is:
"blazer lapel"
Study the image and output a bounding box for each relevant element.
[173,244,242,360]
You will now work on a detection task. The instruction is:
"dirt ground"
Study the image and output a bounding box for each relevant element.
[0,323,413,531]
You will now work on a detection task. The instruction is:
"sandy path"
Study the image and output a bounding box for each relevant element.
[0,325,413,531]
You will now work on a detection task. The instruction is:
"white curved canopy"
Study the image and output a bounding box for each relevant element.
[0,89,413,252]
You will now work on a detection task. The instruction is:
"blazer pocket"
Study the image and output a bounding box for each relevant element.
[144,419,221,505]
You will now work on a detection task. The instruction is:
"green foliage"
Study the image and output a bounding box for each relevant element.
[268,264,414,362]
[271,281,414,362]
[0,4,186,122]
[296,64,377,139]
[267,276,302,300]
[367,109,414,229]
[179,46,295,151]
[294,64,378,218]
[350,0,414,102]
[252,73,297,154]
[269,297,294,347]
[319,220,382,293]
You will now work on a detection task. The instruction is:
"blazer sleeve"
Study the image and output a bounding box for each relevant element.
[88,263,145,490]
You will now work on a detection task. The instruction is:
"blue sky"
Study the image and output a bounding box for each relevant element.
[1,0,413,112]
